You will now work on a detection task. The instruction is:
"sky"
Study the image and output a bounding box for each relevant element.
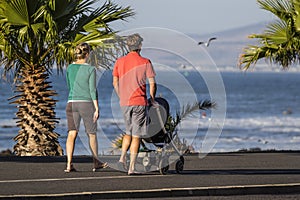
[111,0,273,34]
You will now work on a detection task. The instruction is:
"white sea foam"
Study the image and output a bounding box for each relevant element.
[1,115,299,154]
[172,115,300,153]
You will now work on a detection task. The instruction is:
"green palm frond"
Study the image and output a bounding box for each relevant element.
[293,0,300,31]
[178,100,216,121]
[172,100,216,129]
[111,133,125,149]
[258,0,293,21]
[264,20,289,44]
[0,0,30,25]
[84,1,133,32]
[239,45,266,70]
[239,0,300,70]
[0,0,134,76]
[52,0,134,69]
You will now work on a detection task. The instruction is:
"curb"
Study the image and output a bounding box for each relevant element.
[1,183,300,199]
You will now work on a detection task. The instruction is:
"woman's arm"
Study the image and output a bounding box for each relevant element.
[93,99,99,122]
[89,68,99,122]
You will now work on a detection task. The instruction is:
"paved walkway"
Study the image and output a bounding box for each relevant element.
[0,152,300,199]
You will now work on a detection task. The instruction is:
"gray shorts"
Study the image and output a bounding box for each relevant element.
[121,106,147,137]
[66,102,97,134]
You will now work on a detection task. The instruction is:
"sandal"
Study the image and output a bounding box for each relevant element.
[93,162,108,172]
[64,164,77,173]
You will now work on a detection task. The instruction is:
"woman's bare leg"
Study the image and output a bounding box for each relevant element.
[66,130,78,169]
[88,133,100,167]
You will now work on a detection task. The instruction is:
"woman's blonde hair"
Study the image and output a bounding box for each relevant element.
[75,43,91,60]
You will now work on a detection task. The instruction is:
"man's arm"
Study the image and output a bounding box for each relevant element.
[148,77,156,102]
[113,76,120,98]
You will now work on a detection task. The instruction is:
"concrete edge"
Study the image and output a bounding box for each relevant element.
[1,183,300,199]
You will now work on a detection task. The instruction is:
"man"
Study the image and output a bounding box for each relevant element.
[113,33,156,175]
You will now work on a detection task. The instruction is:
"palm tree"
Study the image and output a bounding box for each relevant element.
[0,0,134,156]
[239,0,300,70]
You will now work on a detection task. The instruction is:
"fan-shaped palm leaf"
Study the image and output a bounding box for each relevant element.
[258,0,293,21]
[239,0,300,70]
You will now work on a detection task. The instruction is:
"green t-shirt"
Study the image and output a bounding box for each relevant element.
[66,63,98,101]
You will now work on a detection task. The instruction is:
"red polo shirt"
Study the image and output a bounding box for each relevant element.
[113,52,156,106]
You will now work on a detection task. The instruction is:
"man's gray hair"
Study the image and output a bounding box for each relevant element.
[126,33,143,51]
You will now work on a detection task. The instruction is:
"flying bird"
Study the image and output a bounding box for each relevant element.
[198,37,217,47]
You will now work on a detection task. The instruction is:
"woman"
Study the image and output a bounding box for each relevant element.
[65,43,107,172]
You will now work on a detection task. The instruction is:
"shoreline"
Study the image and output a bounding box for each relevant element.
[1,148,300,157]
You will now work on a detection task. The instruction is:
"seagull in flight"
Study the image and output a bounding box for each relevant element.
[198,37,217,47]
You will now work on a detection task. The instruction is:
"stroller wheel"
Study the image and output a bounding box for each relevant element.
[144,165,151,172]
[175,159,184,174]
[159,159,169,175]
[180,156,185,164]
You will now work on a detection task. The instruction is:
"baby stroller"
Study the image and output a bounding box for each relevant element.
[137,97,185,175]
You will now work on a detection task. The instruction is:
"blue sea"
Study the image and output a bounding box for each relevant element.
[1,69,300,155]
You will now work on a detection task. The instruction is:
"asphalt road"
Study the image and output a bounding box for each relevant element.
[0,151,300,199]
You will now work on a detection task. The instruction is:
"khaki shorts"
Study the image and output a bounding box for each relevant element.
[121,106,147,137]
[66,102,97,134]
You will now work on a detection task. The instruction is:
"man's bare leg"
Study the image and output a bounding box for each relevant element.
[119,134,131,163]
[128,136,140,174]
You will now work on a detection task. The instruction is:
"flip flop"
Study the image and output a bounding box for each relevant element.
[93,162,109,172]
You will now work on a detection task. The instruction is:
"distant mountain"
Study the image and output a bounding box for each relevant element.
[141,22,299,72]
[189,22,268,68]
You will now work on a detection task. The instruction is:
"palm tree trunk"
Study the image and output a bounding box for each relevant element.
[9,65,63,156]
